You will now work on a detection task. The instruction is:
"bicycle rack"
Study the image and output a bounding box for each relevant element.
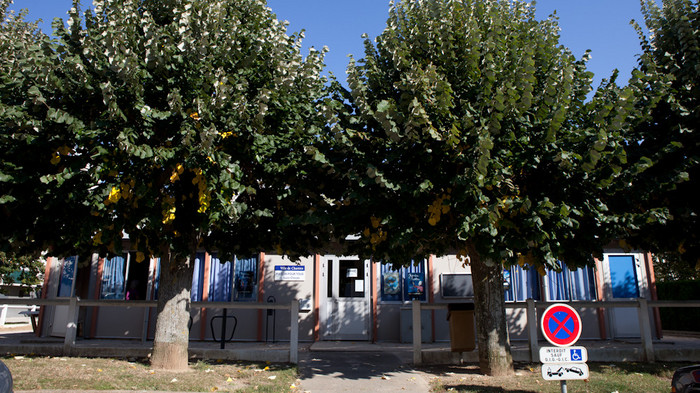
[266,296,276,343]
[210,309,237,349]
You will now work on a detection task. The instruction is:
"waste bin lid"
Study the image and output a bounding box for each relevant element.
[447,303,475,311]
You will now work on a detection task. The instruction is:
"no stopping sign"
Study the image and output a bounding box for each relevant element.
[541,303,582,347]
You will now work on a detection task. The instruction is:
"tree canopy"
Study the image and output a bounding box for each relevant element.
[0,0,337,369]
[337,0,631,271]
[613,0,699,268]
[0,0,338,260]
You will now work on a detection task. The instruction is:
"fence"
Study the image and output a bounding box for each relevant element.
[5,297,700,365]
[0,302,37,325]
[0,297,300,363]
[411,299,700,365]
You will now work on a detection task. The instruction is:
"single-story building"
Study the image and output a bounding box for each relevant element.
[36,246,661,345]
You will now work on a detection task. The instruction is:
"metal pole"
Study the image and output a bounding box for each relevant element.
[220,308,227,350]
[560,380,567,393]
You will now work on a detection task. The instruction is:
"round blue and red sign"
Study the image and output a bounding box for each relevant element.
[541,303,582,347]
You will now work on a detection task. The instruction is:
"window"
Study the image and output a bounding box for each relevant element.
[380,260,427,302]
[152,253,257,302]
[209,254,233,302]
[101,255,126,299]
[234,256,258,301]
[545,261,597,301]
[608,255,639,298]
[57,256,78,297]
[100,252,150,300]
[503,265,540,302]
[190,252,206,301]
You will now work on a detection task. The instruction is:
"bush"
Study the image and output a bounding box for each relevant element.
[656,281,700,332]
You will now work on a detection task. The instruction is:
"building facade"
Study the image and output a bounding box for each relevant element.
[37,247,661,344]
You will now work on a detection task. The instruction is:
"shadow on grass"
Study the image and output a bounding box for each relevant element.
[587,361,692,378]
[440,385,537,393]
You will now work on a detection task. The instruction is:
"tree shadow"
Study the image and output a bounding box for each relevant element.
[440,386,537,393]
[298,351,413,381]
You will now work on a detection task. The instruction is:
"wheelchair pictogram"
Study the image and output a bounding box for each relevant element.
[570,348,582,361]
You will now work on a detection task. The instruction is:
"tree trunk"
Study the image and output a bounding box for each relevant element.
[150,252,195,370]
[470,253,514,376]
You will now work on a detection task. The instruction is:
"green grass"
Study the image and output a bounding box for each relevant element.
[427,362,684,393]
[3,355,301,392]
[2,355,690,392]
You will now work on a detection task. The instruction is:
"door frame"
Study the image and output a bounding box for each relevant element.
[319,255,372,340]
[49,256,78,337]
[602,252,648,338]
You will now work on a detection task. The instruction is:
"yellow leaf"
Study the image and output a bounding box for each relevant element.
[136,252,145,263]
[57,145,72,155]
[226,377,233,382]
[92,231,103,246]
[50,153,61,165]
[106,186,121,204]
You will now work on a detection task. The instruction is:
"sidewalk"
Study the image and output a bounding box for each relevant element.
[297,350,431,393]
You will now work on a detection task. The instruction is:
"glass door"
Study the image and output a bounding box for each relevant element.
[605,254,646,338]
[320,256,371,340]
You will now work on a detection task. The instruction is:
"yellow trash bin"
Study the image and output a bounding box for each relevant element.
[447,303,476,352]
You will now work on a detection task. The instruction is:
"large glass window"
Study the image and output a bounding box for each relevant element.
[380,260,427,302]
[152,253,257,302]
[100,252,150,300]
[503,265,540,302]
[101,255,127,299]
[57,256,78,297]
[545,261,597,301]
[190,252,206,301]
[608,255,640,298]
[234,256,258,301]
[208,255,233,302]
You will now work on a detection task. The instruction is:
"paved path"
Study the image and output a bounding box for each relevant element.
[297,351,431,393]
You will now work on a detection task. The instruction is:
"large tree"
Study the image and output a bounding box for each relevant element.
[612,0,699,268]
[334,0,636,375]
[0,0,337,370]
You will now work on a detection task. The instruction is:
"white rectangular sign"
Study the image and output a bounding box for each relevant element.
[540,346,588,363]
[274,265,306,281]
[542,363,589,381]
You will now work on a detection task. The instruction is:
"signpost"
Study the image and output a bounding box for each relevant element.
[540,304,587,393]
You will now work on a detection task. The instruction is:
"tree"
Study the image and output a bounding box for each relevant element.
[335,0,634,375]
[0,251,44,295]
[613,0,699,269]
[0,0,336,370]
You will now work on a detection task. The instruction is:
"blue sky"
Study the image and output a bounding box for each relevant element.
[8,0,651,88]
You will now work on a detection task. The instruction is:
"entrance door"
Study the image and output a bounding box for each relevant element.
[604,254,646,338]
[50,256,78,337]
[320,256,371,340]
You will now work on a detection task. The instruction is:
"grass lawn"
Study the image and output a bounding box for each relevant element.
[425,362,685,393]
[3,356,301,392]
[1,355,690,392]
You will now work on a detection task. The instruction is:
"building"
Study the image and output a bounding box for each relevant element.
[36,246,661,344]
